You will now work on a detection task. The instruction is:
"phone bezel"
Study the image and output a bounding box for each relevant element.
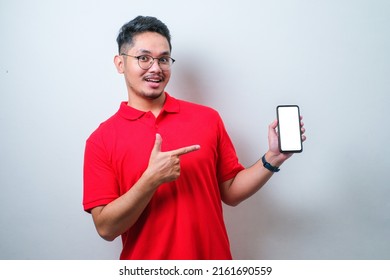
[276,105,303,153]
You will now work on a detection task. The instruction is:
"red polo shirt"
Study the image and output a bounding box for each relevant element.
[83,93,244,259]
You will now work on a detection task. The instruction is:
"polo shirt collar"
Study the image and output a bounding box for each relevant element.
[162,92,180,113]
[118,92,180,120]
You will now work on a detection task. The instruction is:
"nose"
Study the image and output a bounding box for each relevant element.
[148,58,163,72]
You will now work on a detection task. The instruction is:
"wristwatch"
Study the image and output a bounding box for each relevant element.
[262,154,280,172]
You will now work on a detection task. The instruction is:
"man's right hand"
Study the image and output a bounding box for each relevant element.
[146,133,200,186]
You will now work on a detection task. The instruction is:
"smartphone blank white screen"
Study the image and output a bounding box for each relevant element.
[277,105,302,153]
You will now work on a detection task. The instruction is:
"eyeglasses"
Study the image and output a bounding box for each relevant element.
[120,53,175,70]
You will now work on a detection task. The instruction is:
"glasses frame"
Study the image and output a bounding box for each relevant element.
[120,53,175,70]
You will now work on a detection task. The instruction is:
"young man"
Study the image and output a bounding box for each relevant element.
[83,16,306,259]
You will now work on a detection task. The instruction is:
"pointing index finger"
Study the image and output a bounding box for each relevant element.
[171,145,201,157]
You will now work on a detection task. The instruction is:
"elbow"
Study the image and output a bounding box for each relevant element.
[91,207,120,242]
[220,179,246,207]
[95,226,119,242]
[225,201,240,207]
[222,196,242,207]
[98,231,118,242]
[100,234,117,242]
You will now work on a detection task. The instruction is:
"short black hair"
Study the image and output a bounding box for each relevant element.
[116,16,172,54]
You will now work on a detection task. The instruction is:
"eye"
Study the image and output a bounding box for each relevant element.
[138,55,151,62]
[159,56,170,64]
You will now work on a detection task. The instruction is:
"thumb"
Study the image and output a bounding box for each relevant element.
[269,119,278,136]
[269,119,278,130]
[152,133,162,155]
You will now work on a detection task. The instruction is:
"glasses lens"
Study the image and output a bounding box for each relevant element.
[159,57,173,70]
[138,56,153,70]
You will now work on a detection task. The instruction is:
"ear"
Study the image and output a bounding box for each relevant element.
[114,55,124,74]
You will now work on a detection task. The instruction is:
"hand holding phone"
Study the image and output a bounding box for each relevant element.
[276,105,303,153]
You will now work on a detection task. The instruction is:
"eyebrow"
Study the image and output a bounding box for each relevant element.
[138,49,171,56]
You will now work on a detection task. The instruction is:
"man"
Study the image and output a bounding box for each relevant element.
[83,16,306,260]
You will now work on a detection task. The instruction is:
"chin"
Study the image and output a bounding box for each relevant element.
[143,91,164,100]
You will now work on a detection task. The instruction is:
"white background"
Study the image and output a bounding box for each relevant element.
[1,0,389,259]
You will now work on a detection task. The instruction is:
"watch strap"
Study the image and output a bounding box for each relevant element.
[262,154,280,172]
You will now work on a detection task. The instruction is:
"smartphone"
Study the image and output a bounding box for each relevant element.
[276,105,303,153]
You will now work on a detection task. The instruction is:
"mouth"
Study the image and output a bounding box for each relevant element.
[144,76,164,89]
[144,76,164,84]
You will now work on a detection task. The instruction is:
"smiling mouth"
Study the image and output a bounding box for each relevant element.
[144,76,164,83]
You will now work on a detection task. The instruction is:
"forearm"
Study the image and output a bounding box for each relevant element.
[221,151,285,206]
[220,117,306,206]
[91,172,158,241]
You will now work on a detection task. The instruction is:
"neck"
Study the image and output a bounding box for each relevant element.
[127,92,166,117]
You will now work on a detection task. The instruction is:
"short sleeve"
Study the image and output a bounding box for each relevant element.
[83,135,119,213]
[216,117,245,184]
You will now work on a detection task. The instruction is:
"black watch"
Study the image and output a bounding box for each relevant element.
[262,154,280,172]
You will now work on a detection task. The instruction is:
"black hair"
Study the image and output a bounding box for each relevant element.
[116,16,172,54]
